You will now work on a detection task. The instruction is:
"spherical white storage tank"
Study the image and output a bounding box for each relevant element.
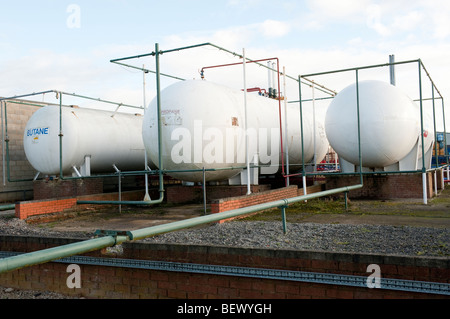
[325,80,423,169]
[142,80,329,182]
[24,105,147,175]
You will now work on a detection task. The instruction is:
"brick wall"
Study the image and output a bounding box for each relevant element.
[325,173,437,200]
[33,178,104,200]
[210,184,325,222]
[14,190,145,221]
[166,184,271,204]
[0,101,42,203]
[15,198,78,220]
[210,186,298,216]
[0,237,448,299]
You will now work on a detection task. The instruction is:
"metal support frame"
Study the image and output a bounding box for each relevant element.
[298,58,447,204]
[0,91,142,184]
[111,42,337,190]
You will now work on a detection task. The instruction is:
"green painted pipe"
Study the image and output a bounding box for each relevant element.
[0,236,128,274]
[0,204,15,211]
[127,184,362,240]
[0,184,362,274]
[77,197,164,206]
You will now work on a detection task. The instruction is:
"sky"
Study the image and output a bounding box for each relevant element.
[1,0,449,129]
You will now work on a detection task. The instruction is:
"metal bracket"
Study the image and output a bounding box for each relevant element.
[94,229,131,245]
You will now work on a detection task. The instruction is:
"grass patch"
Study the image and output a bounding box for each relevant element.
[241,197,348,222]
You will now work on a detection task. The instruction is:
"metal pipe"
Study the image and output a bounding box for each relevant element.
[0,236,125,274]
[243,48,251,195]
[154,42,165,203]
[300,59,420,78]
[69,44,166,206]
[1,101,5,186]
[143,64,151,202]
[442,98,448,166]
[283,66,290,186]
[418,60,427,204]
[0,183,363,274]
[312,80,317,172]
[432,83,438,170]
[355,70,364,186]
[113,164,122,213]
[0,90,57,102]
[389,54,396,86]
[128,184,363,241]
[434,170,437,196]
[72,166,82,178]
[111,61,186,82]
[298,76,305,179]
[202,167,207,215]
[281,206,287,234]
[0,204,15,211]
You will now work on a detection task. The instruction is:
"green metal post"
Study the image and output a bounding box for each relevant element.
[418,60,428,204]
[281,206,287,234]
[155,43,165,202]
[345,192,349,210]
[298,76,308,201]
[418,60,426,171]
[59,92,64,178]
[432,83,438,168]
[443,98,449,165]
[77,43,165,206]
[355,70,363,186]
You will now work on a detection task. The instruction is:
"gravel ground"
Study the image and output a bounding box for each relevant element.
[142,221,450,257]
[0,215,92,239]
[1,215,449,257]
[0,214,449,299]
[0,286,79,299]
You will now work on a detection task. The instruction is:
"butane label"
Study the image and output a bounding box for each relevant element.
[27,127,49,137]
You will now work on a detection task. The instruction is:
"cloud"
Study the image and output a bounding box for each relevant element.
[366,4,391,36]
[392,11,423,31]
[305,0,370,26]
[259,20,291,38]
[308,0,370,19]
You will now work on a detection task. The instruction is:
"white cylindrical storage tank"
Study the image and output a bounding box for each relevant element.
[142,80,329,182]
[24,105,147,175]
[325,80,424,169]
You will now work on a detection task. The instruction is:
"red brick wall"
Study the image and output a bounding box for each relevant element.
[33,178,104,200]
[0,237,448,299]
[14,190,145,220]
[15,198,78,220]
[210,186,297,216]
[166,184,271,204]
[210,184,325,222]
[325,173,435,199]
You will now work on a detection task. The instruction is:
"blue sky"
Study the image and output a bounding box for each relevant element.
[1,0,449,128]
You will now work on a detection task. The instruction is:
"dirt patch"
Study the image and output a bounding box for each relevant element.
[242,185,450,228]
[36,203,207,234]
